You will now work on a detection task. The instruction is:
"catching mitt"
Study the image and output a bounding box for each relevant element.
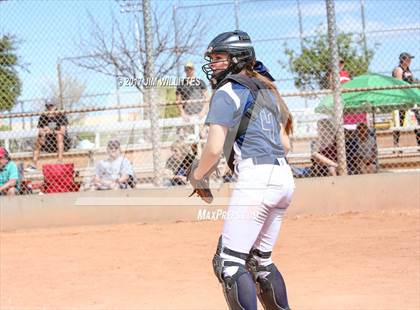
[186,160,219,204]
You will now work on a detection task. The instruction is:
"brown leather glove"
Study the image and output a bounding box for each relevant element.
[186,160,219,204]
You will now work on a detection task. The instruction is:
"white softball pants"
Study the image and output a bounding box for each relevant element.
[221,158,295,266]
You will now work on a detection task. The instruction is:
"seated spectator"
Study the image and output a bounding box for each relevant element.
[92,140,136,190]
[0,147,19,196]
[164,142,197,186]
[310,119,339,176]
[344,128,359,175]
[292,119,338,178]
[354,123,378,174]
[311,141,339,176]
[26,99,72,171]
[292,140,338,178]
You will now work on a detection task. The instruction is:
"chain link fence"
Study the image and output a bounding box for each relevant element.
[0,0,419,195]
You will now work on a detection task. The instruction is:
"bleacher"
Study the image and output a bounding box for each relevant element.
[2,116,419,194]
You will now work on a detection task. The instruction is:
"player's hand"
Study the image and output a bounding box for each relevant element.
[186,160,218,204]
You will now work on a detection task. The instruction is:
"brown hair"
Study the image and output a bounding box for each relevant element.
[243,64,293,135]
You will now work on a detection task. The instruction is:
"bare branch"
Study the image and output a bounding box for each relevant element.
[72,6,207,93]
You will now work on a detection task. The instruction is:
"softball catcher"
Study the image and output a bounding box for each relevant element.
[187,30,295,310]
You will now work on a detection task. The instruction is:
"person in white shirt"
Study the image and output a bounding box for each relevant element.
[93,140,136,190]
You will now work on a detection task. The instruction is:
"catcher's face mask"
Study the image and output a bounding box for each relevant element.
[202,52,230,87]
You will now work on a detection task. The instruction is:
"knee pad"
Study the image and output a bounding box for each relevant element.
[212,236,257,310]
[246,249,290,310]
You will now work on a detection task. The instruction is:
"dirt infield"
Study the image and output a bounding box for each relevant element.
[1,209,419,310]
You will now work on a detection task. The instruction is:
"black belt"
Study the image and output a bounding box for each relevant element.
[251,155,288,166]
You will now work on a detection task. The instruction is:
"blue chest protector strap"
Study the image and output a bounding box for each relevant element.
[219,74,280,171]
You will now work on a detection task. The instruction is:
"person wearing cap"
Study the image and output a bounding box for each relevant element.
[0,147,19,196]
[393,52,415,83]
[176,61,209,122]
[392,52,418,148]
[26,99,71,171]
[91,139,136,190]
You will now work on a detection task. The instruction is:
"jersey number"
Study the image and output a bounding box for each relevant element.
[260,110,276,142]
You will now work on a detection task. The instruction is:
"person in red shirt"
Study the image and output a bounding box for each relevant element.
[339,59,351,84]
[339,59,367,126]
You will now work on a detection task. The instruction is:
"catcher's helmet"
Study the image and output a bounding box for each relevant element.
[202,30,256,88]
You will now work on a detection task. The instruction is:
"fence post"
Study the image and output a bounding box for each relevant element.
[56,60,64,110]
[142,0,161,186]
[115,67,122,122]
[359,0,369,63]
[172,5,181,78]
[234,0,240,29]
[296,0,308,108]
[325,0,347,175]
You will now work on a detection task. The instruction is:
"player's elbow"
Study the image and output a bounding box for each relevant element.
[206,144,222,158]
[280,133,291,154]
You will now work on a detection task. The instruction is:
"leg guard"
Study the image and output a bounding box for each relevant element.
[246,249,291,310]
[212,236,257,310]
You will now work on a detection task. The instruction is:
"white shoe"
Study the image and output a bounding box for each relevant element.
[25,165,38,173]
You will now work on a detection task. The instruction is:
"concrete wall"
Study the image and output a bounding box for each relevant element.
[1,172,419,231]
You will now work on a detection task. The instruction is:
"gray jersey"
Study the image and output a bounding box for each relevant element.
[205,81,285,163]
[96,155,134,182]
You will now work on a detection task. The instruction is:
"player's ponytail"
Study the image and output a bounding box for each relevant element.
[244,64,293,135]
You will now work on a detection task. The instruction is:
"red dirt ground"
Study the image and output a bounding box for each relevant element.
[1,209,419,310]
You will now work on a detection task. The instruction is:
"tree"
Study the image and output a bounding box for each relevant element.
[283,30,375,90]
[72,7,207,93]
[43,75,87,124]
[0,35,22,111]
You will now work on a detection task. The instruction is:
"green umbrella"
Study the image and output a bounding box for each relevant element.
[316,74,420,114]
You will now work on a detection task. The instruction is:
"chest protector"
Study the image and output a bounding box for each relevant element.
[218,74,280,171]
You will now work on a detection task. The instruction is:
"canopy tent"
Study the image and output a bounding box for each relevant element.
[316,74,420,114]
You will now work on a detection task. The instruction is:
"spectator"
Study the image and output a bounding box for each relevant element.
[164,141,197,186]
[0,147,19,196]
[413,107,420,147]
[344,128,360,175]
[292,119,338,178]
[26,99,71,171]
[339,59,351,84]
[354,123,378,174]
[337,59,368,127]
[324,59,351,89]
[392,52,418,148]
[393,52,416,83]
[176,61,209,124]
[312,119,338,175]
[92,140,136,190]
[292,142,338,178]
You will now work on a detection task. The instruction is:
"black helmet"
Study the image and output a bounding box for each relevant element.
[202,30,256,88]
